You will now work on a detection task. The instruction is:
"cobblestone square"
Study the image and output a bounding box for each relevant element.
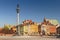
[0,36,60,40]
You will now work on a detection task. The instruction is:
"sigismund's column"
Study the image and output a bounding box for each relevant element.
[16,3,20,36]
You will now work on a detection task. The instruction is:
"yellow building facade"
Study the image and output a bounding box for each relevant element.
[23,24,39,35]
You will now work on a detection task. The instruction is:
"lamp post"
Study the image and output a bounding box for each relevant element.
[16,3,20,35]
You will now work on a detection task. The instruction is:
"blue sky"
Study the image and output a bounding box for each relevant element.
[0,0,60,27]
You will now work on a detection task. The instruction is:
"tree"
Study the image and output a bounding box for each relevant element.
[3,24,11,34]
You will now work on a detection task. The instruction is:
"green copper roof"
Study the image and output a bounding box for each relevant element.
[49,19,59,25]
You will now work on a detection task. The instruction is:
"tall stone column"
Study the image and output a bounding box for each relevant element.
[16,3,20,35]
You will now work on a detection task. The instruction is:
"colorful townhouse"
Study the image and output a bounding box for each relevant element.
[19,20,39,36]
[40,17,59,35]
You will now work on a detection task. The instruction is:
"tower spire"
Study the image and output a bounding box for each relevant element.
[44,17,46,22]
